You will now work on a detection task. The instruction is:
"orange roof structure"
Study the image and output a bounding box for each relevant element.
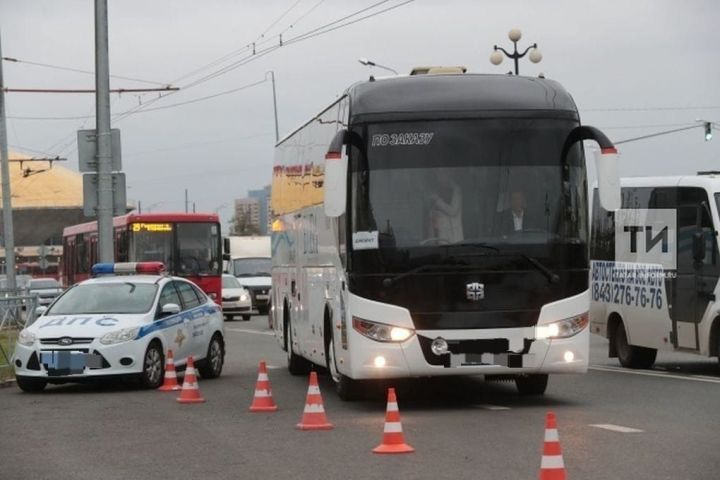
[1,151,83,208]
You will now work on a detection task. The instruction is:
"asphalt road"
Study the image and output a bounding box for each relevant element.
[1,317,719,480]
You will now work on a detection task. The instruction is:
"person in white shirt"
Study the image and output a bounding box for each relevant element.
[426,170,464,244]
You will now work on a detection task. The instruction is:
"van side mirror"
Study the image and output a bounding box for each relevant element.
[692,232,706,263]
[324,129,348,218]
[563,125,621,211]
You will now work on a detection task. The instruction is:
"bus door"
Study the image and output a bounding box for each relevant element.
[672,188,719,350]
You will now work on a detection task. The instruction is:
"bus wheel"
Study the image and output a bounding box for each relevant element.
[286,317,311,376]
[615,322,657,369]
[326,335,358,401]
[515,374,548,395]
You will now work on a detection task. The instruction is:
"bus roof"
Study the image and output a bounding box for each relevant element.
[62,212,220,237]
[346,73,578,122]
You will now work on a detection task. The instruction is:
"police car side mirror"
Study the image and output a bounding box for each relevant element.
[35,306,48,316]
[161,303,181,317]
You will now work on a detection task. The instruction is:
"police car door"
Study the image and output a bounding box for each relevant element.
[156,281,192,361]
[175,280,205,359]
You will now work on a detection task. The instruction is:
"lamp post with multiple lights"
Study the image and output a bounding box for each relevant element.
[489,28,542,75]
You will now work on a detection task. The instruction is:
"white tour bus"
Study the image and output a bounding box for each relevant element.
[590,172,720,368]
[270,69,620,399]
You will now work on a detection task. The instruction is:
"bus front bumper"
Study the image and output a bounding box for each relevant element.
[342,327,588,379]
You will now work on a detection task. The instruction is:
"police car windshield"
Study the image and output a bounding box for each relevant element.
[47,283,158,315]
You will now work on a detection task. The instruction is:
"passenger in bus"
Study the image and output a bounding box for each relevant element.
[426,169,464,243]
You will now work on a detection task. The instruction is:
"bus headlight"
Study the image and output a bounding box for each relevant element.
[352,317,414,343]
[536,313,588,340]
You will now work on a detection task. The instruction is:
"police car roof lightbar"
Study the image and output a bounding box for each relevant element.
[91,262,166,276]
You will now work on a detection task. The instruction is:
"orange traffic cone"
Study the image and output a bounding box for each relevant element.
[176,356,205,404]
[539,412,566,480]
[372,387,414,454]
[158,349,181,391]
[296,371,333,430]
[249,361,278,412]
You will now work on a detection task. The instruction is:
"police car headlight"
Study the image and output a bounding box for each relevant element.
[536,313,588,340]
[240,294,249,302]
[17,329,36,346]
[352,317,414,343]
[100,327,140,345]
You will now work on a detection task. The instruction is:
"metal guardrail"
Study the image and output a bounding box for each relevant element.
[0,291,40,382]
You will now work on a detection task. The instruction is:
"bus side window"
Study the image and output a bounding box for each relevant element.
[76,234,87,274]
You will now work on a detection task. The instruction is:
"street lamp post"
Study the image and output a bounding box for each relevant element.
[358,58,398,75]
[489,28,542,75]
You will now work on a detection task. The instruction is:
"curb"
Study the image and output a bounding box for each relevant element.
[0,378,16,388]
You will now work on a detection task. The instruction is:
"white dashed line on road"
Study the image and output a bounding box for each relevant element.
[589,424,644,433]
[226,328,275,336]
[589,365,720,384]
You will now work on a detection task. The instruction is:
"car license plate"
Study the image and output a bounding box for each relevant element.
[256,294,268,300]
[40,351,102,376]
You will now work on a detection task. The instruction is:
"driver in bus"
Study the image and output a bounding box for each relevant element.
[426,169,464,243]
[496,189,536,235]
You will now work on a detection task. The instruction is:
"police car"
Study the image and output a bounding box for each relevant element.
[12,262,225,392]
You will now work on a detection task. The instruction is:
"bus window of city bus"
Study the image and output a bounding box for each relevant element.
[176,223,221,276]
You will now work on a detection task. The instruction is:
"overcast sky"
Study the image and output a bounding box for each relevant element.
[2,0,719,231]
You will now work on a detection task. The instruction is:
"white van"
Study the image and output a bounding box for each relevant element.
[590,172,720,367]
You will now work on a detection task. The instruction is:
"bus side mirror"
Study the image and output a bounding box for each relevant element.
[593,147,621,211]
[563,125,620,211]
[324,129,348,218]
[222,237,231,262]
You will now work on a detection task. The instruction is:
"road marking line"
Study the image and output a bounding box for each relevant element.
[475,404,511,411]
[589,424,644,433]
[226,328,274,336]
[590,365,720,384]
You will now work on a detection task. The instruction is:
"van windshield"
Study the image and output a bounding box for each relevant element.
[232,258,271,277]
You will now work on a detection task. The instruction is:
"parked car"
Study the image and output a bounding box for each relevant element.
[221,274,252,321]
[12,262,225,392]
[26,278,63,306]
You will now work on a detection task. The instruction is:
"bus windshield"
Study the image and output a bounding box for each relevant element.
[130,222,221,276]
[350,118,587,271]
[715,193,720,217]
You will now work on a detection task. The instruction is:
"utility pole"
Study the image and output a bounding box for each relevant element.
[269,71,279,143]
[0,30,16,289]
[185,189,189,213]
[95,0,114,262]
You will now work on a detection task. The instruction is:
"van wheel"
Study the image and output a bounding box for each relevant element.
[16,375,47,393]
[326,334,359,401]
[615,322,657,369]
[286,317,311,375]
[515,374,548,395]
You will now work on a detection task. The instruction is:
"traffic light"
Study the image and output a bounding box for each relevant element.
[705,122,713,141]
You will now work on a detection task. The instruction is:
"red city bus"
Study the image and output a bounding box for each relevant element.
[62,212,222,300]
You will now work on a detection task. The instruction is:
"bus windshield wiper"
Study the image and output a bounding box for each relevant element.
[512,254,560,284]
[382,263,474,288]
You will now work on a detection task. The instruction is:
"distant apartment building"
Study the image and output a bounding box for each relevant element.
[246,185,271,235]
[233,197,262,235]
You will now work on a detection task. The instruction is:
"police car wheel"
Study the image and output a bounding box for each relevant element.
[242,315,251,321]
[15,375,47,393]
[139,342,165,389]
[197,334,224,379]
